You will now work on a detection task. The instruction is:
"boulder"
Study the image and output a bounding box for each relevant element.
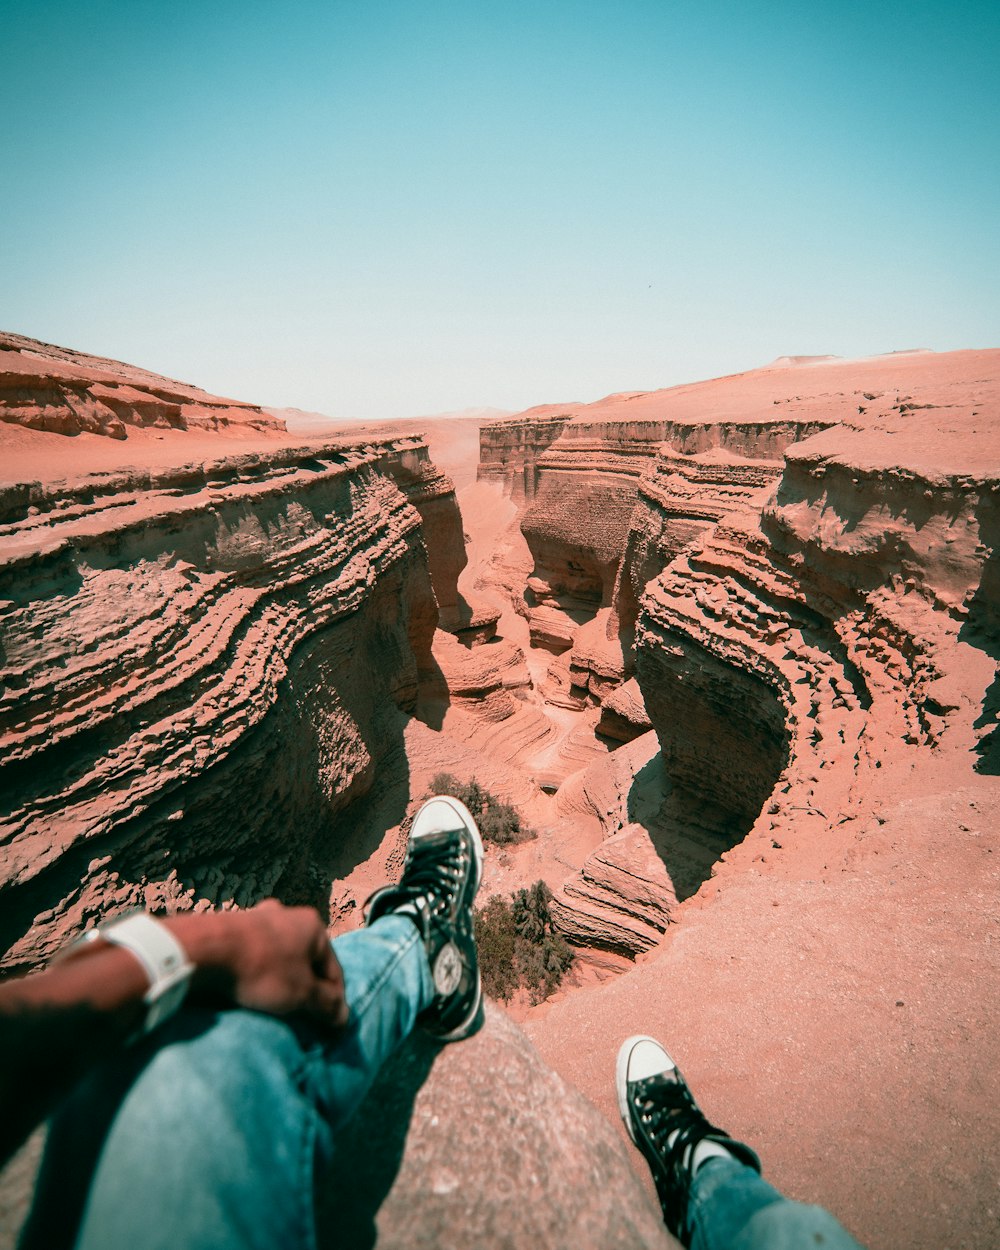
[321,1003,673,1249]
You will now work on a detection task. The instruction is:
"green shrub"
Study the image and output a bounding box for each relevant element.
[473,894,519,1003]
[427,773,534,845]
[475,880,575,1005]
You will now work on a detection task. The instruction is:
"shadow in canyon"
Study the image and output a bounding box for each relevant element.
[305,655,451,920]
[628,754,753,902]
[971,671,1000,775]
[0,602,437,966]
[628,625,790,905]
[959,498,1000,775]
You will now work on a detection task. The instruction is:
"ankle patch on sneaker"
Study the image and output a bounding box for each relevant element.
[432,941,463,996]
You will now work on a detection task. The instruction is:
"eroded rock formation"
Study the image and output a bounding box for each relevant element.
[635,369,1000,888]
[478,410,575,499]
[0,333,283,440]
[0,431,466,971]
[477,351,1000,959]
[3,338,999,1250]
[519,357,1000,1250]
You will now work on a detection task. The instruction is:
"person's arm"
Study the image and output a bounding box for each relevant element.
[0,900,348,1166]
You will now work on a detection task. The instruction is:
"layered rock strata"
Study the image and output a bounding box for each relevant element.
[526,357,1000,1250]
[477,411,574,498]
[596,677,651,741]
[544,731,682,960]
[477,394,839,950]
[615,449,786,643]
[519,422,670,610]
[635,390,1000,895]
[0,332,283,439]
[519,417,832,599]
[0,435,464,971]
[501,409,834,708]
[553,824,675,954]
[483,352,1000,961]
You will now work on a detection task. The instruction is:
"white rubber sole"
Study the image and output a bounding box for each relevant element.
[410,794,484,1043]
[616,1034,676,1145]
[410,795,484,893]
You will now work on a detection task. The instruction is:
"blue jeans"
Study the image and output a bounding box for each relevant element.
[21,915,863,1250]
[686,1156,866,1250]
[20,915,434,1250]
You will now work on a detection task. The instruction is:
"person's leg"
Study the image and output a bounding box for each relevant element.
[616,1036,865,1250]
[21,794,484,1250]
[312,914,436,1125]
[685,1156,864,1250]
[20,914,433,1250]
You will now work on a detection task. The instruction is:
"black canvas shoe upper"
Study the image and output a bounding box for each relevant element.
[625,1066,761,1244]
[365,804,482,1042]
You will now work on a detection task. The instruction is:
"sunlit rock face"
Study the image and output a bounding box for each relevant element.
[0,332,284,439]
[519,427,660,628]
[477,413,573,500]
[6,339,1000,990]
[485,398,829,710]
[480,353,1000,957]
[636,381,1000,876]
[615,448,787,643]
[0,435,465,971]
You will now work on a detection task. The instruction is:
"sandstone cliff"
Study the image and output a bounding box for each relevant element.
[636,355,1000,877]
[478,409,575,498]
[0,432,465,972]
[474,351,1000,1250]
[0,333,283,440]
[3,339,999,1250]
[479,351,1000,964]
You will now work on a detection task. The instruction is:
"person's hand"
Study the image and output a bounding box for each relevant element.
[0,901,348,1169]
[167,901,349,1034]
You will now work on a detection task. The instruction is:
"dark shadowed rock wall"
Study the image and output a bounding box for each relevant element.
[0,437,464,971]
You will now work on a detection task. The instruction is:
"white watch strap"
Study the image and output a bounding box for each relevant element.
[99,913,195,1035]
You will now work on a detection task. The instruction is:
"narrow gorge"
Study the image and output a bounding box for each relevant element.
[2,335,999,1249]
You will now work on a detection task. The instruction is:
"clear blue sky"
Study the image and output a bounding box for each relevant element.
[2,0,997,419]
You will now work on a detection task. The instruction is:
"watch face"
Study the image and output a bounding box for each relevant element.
[433,942,463,996]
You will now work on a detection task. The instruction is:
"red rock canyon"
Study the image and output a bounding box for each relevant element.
[2,334,999,1249]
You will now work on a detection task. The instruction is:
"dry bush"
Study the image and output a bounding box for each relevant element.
[426,773,535,845]
[475,880,574,1005]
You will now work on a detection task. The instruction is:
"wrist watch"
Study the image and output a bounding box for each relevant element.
[65,912,195,1037]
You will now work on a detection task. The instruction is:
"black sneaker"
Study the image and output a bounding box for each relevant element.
[365,795,484,1042]
[616,1035,761,1244]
